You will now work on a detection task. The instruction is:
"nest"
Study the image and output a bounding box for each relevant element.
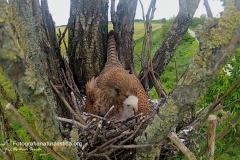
[50,62,159,159]
[76,107,156,159]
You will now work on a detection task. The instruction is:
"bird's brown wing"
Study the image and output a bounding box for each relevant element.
[85,77,98,115]
[129,74,150,115]
[85,77,123,117]
[97,67,150,115]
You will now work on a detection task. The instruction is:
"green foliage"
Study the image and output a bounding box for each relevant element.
[160,18,167,23]
[159,18,175,39]
[190,16,220,30]
[196,47,240,159]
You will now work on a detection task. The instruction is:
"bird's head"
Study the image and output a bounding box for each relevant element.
[123,95,138,113]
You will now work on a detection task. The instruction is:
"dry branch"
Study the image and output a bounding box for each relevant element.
[169,132,197,160]
[5,103,64,160]
[204,0,213,18]
[57,24,68,46]
[207,115,217,160]
[55,116,88,129]
[174,57,179,82]
[139,0,166,98]
[50,80,86,125]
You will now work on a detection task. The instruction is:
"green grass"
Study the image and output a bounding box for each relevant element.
[102,21,162,40]
[160,33,198,93]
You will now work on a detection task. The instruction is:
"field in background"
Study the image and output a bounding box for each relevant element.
[56,21,162,54]
[108,21,162,40]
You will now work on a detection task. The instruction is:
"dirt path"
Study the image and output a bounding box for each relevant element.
[188,29,199,43]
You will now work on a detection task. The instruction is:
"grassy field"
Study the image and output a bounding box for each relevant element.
[108,21,162,40]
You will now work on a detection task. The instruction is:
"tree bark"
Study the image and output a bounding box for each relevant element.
[111,0,138,75]
[0,0,78,158]
[135,1,240,158]
[68,0,108,88]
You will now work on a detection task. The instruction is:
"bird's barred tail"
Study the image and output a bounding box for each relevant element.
[104,30,122,69]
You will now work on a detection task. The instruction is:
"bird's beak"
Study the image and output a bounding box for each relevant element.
[132,106,138,113]
[125,90,130,98]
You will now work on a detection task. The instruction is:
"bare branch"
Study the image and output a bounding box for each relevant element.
[5,103,64,160]
[58,24,68,46]
[204,0,213,18]
[55,116,88,129]
[169,132,197,160]
[214,88,220,103]
[174,57,179,82]
[215,98,240,111]
[50,80,86,125]
[207,115,217,160]
[216,111,240,141]
[84,112,107,121]
[110,144,156,149]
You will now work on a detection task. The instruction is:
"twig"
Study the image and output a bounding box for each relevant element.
[215,111,240,141]
[61,68,81,98]
[174,57,179,82]
[113,113,143,124]
[169,132,197,160]
[63,38,68,54]
[139,0,150,91]
[84,112,107,121]
[5,103,64,160]
[110,144,156,149]
[214,98,240,111]
[71,92,82,116]
[55,116,89,130]
[120,120,145,145]
[212,78,240,109]
[91,120,103,146]
[214,88,220,103]
[105,155,111,160]
[197,103,240,156]
[86,132,132,159]
[140,0,166,98]
[58,24,68,46]
[104,106,114,118]
[206,115,217,160]
[198,78,240,127]
[50,80,86,125]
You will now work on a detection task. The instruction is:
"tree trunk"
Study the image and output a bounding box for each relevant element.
[111,0,138,75]
[0,0,78,158]
[68,0,108,88]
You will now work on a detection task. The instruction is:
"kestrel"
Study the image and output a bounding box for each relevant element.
[85,31,149,119]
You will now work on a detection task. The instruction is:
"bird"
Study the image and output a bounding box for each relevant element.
[85,31,149,119]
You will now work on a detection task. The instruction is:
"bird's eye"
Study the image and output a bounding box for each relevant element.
[127,104,130,106]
